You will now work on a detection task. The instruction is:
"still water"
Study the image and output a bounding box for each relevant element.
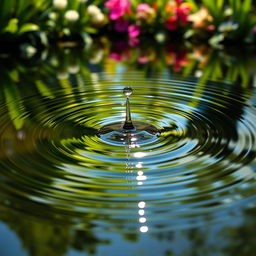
[0,44,256,255]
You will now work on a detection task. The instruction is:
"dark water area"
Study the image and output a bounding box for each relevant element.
[0,43,256,256]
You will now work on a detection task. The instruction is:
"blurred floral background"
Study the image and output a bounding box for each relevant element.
[0,0,255,87]
[0,0,255,49]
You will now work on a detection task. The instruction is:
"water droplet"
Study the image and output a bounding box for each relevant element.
[123,86,133,97]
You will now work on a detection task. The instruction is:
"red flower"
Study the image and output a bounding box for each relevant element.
[165,0,192,30]
[166,16,178,30]
[176,7,189,25]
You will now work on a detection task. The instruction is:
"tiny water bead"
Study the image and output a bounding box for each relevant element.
[123,86,133,97]
[97,86,161,146]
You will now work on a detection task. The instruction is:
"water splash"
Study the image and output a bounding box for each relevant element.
[122,86,134,130]
[97,86,160,146]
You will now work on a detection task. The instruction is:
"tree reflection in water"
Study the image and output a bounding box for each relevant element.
[0,40,255,256]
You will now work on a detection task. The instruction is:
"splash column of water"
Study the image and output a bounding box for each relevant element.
[97,86,160,146]
[122,87,135,130]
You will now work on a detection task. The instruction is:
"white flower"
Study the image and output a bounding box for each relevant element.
[87,5,105,25]
[91,12,105,24]
[68,64,80,74]
[87,5,101,16]
[50,57,59,66]
[53,0,67,9]
[20,44,37,58]
[155,32,166,43]
[63,27,71,35]
[219,21,239,33]
[65,10,80,22]
[47,20,55,27]
[49,12,57,20]
[27,46,37,57]
[195,70,203,77]
[57,71,69,80]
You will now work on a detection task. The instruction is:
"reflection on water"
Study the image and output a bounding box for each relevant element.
[0,43,256,255]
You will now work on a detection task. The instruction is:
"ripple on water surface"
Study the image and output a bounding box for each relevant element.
[0,73,255,232]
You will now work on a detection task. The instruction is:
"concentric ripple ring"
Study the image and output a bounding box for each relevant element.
[0,73,255,232]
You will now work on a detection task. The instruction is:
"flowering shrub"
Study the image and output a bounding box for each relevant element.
[0,0,255,48]
[104,0,194,39]
[105,0,131,20]
[102,0,256,46]
[164,0,192,30]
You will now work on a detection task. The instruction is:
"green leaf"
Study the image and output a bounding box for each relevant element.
[9,70,19,82]
[16,0,29,16]
[209,34,224,48]
[69,0,80,10]
[84,26,98,34]
[18,23,40,35]
[4,18,19,33]
[186,0,199,11]
[33,0,50,9]
[182,59,197,77]
[217,0,224,10]
[4,83,25,130]
[242,0,252,13]
[38,31,49,46]
[240,0,252,24]
[202,0,224,24]
[81,31,92,48]
[239,65,249,88]
[184,29,194,39]
[36,80,55,99]
[0,0,15,30]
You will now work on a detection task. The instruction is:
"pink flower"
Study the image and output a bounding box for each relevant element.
[109,7,123,20]
[114,18,129,32]
[137,3,151,13]
[109,52,123,61]
[138,56,149,64]
[105,0,131,20]
[136,3,156,22]
[128,24,141,38]
[105,0,130,9]
[128,37,140,47]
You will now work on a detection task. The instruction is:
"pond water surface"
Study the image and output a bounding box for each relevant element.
[0,44,256,256]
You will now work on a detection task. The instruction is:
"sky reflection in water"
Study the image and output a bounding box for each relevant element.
[0,44,255,256]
